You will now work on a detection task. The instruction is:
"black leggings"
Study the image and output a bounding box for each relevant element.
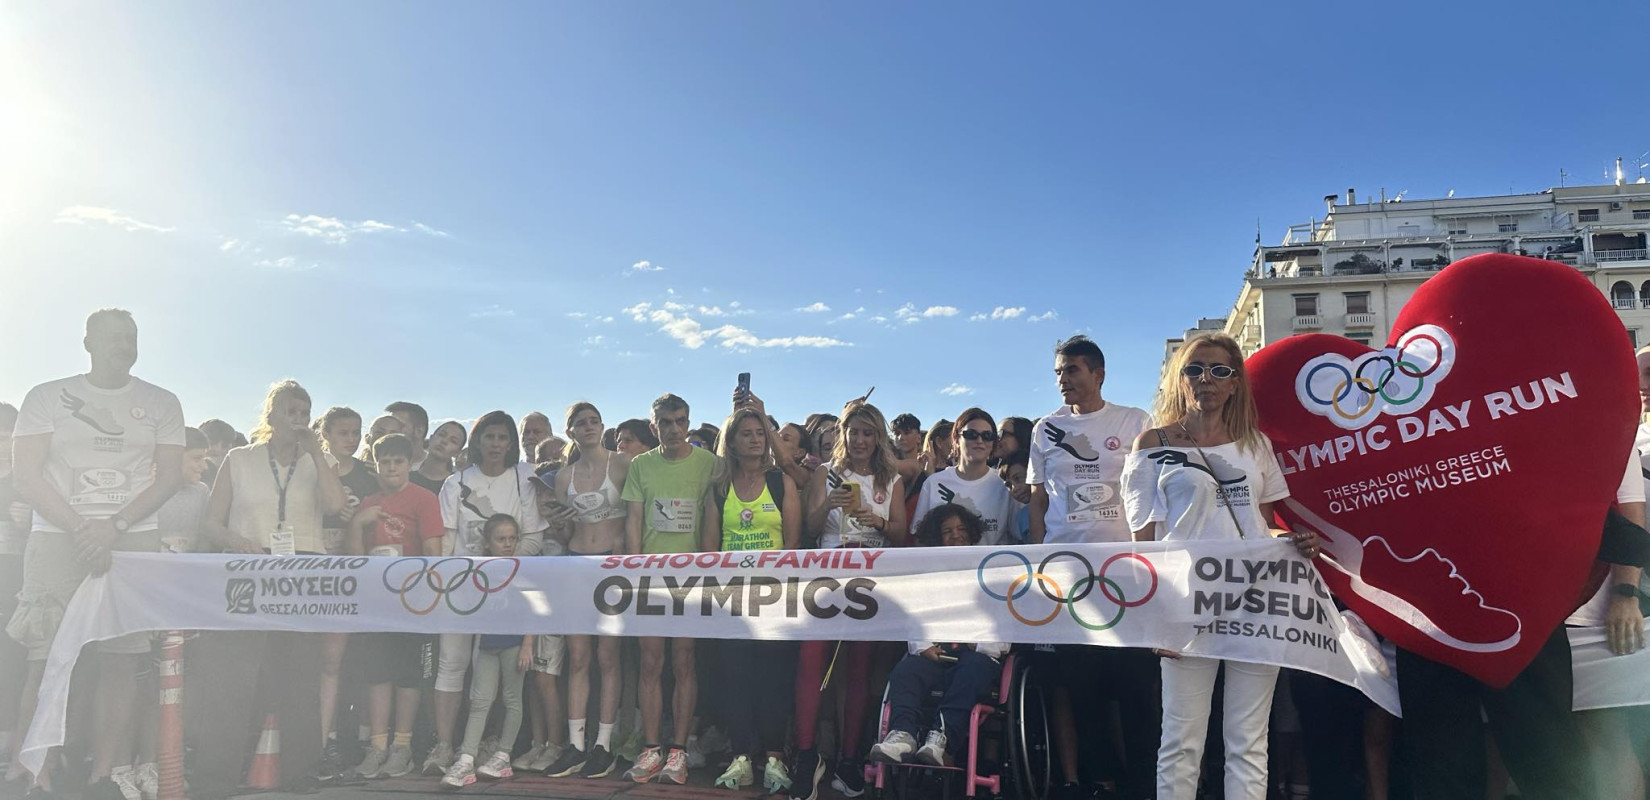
[721,638,795,756]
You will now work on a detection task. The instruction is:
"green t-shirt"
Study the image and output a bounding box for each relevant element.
[621,446,719,554]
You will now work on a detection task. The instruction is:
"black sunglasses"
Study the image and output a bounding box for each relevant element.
[1182,364,1237,380]
[959,429,999,442]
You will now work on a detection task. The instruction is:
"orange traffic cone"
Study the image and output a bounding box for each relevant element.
[244,713,281,789]
[157,632,187,800]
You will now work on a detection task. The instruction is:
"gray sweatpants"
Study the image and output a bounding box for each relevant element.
[460,644,526,759]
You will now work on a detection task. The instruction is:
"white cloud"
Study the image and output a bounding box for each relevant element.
[625,303,850,350]
[469,305,515,319]
[831,312,856,323]
[729,301,743,309]
[923,306,959,318]
[219,238,243,253]
[567,312,588,319]
[970,306,1027,322]
[254,256,316,271]
[280,213,418,244]
[584,335,605,346]
[894,303,958,323]
[412,221,450,237]
[699,305,730,317]
[797,302,831,313]
[894,303,918,319]
[54,206,175,233]
[940,383,976,397]
[598,316,614,323]
[1029,310,1059,322]
[630,260,664,272]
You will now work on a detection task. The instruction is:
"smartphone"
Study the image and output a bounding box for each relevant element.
[936,653,959,664]
[737,372,751,397]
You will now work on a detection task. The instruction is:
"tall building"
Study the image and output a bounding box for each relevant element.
[1177,179,1650,375]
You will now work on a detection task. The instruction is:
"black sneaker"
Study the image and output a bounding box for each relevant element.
[317,739,344,782]
[788,749,824,800]
[543,746,587,778]
[579,745,616,779]
[830,757,865,798]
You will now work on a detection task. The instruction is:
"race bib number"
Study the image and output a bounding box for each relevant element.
[649,498,699,534]
[370,544,403,557]
[322,527,347,555]
[1066,481,1120,523]
[71,468,130,507]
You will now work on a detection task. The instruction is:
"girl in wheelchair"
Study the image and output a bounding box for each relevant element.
[868,504,1008,767]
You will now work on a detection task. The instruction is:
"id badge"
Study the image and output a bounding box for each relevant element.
[270,523,296,556]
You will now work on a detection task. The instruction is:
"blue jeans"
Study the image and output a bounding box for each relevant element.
[885,650,997,752]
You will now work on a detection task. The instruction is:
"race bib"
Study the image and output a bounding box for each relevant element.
[71,468,130,507]
[649,498,699,534]
[322,527,347,555]
[370,544,403,557]
[1067,481,1120,523]
[270,523,296,557]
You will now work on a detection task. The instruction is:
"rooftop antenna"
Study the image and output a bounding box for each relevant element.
[1447,189,1455,198]
[1637,151,1649,182]
[1560,168,1569,188]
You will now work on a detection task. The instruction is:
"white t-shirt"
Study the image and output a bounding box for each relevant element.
[819,468,897,549]
[1121,434,1290,541]
[1567,436,1648,627]
[14,374,185,533]
[912,466,1017,546]
[438,462,549,556]
[1027,403,1151,543]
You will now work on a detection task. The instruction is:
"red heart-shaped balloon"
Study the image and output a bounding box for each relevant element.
[1247,254,1637,687]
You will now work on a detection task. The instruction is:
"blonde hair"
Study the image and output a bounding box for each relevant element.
[250,379,311,444]
[717,407,775,491]
[831,400,898,492]
[1153,334,1264,453]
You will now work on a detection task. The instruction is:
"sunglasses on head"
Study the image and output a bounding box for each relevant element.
[1182,364,1237,380]
[959,429,999,442]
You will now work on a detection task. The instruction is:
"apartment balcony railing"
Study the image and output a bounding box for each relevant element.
[1596,248,1650,263]
[1614,298,1637,311]
[1345,313,1377,327]
[1292,315,1323,330]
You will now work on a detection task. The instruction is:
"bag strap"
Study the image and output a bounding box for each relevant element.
[766,469,786,508]
[1177,423,1249,540]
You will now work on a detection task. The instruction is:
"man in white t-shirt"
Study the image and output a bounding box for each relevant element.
[8,309,184,797]
[1025,335,1155,800]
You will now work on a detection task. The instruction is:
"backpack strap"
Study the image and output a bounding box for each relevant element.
[765,469,786,508]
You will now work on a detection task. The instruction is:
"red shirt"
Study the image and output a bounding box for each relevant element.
[360,483,443,557]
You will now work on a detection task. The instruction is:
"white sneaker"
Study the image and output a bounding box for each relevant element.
[109,766,142,800]
[869,729,917,764]
[422,742,455,776]
[624,747,664,783]
[715,755,754,789]
[661,747,690,785]
[513,742,546,770]
[764,756,793,794]
[685,734,706,769]
[440,755,476,790]
[135,762,159,800]
[916,729,948,766]
[478,750,514,780]
[529,742,563,772]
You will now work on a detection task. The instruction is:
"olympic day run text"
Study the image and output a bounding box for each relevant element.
[1191,556,1339,653]
[1277,371,1577,512]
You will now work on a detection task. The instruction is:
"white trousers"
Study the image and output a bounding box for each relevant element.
[436,632,474,693]
[1156,655,1279,800]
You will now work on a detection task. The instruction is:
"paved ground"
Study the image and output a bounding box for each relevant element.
[242,774,782,800]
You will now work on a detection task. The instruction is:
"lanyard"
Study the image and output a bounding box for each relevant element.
[268,447,299,525]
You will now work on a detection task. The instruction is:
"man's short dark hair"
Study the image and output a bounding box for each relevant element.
[372,433,416,462]
[198,419,238,446]
[184,426,209,451]
[651,393,690,420]
[617,418,659,449]
[385,402,429,437]
[890,413,921,433]
[1055,335,1106,371]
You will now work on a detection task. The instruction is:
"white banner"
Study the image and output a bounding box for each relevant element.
[23,539,1397,773]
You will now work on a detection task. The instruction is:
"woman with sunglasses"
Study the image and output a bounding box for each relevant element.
[1120,333,1318,800]
[910,408,1018,546]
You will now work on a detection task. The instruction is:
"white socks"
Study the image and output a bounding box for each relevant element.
[568,719,586,752]
[596,721,615,750]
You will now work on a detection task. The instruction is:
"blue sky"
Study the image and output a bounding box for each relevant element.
[4,1,1648,435]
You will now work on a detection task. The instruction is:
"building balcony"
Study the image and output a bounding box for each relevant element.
[1292,315,1323,330]
[1614,298,1637,311]
[1345,313,1377,328]
[1597,248,1650,264]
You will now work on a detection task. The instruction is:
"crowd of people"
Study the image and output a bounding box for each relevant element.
[0,308,1646,800]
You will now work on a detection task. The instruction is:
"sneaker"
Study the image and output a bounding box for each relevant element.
[699,725,731,756]
[382,743,415,778]
[134,762,159,800]
[422,743,455,776]
[109,767,142,800]
[624,747,664,783]
[543,746,587,778]
[763,756,793,794]
[317,740,345,782]
[661,748,689,785]
[788,750,825,800]
[440,755,476,790]
[830,757,866,798]
[685,734,706,769]
[715,755,753,789]
[85,777,131,800]
[869,730,917,764]
[478,750,513,780]
[353,747,388,780]
[615,724,645,763]
[579,745,617,779]
[915,730,947,767]
[529,743,563,772]
[513,743,546,771]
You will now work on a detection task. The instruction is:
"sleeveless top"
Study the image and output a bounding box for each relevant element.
[821,468,893,549]
[226,442,327,554]
[567,458,626,524]
[722,479,783,551]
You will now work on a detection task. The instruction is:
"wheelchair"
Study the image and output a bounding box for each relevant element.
[866,651,1052,800]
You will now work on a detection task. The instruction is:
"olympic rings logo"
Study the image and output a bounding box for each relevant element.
[382,557,521,616]
[977,550,1158,631]
[1294,324,1456,430]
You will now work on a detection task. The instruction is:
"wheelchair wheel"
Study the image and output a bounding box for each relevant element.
[1007,660,1052,800]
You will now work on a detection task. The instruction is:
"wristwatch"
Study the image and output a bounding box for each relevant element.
[1612,582,1640,599]
[112,515,130,534]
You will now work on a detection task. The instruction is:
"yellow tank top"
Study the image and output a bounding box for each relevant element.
[722,479,783,551]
